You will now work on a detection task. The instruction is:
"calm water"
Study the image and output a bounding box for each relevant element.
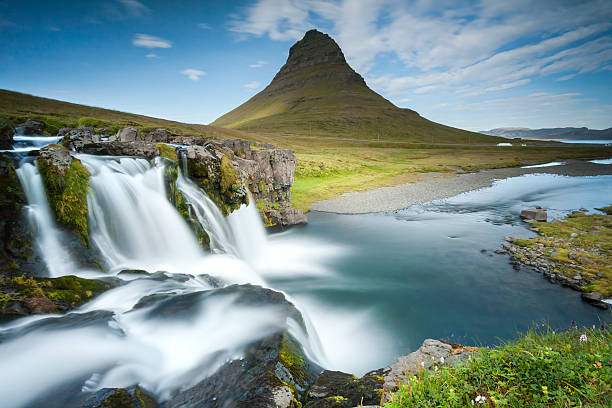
[265,174,612,372]
[556,139,612,144]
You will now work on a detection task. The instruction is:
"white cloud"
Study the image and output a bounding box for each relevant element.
[198,23,212,29]
[249,60,268,68]
[244,81,262,90]
[132,34,172,49]
[229,0,612,96]
[181,69,206,81]
[117,0,149,17]
[145,53,159,58]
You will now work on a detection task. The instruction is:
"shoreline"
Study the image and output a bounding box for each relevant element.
[310,159,612,214]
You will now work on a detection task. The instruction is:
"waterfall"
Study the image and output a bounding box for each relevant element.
[80,155,206,273]
[15,161,78,277]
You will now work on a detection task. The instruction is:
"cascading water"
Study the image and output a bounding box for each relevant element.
[15,161,78,277]
[1,149,383,408]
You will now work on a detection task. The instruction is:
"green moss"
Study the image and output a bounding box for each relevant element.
[156,143,178,162]
[256,199,276,227]
[220,154,240,194]
[0,274,114,314]
[279,333,306,384]
[37,149,91,246]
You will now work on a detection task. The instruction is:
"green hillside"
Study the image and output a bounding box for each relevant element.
[213,30,503,144]
[0,89,243,139]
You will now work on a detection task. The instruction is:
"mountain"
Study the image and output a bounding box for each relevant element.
[0,89,243,139]
[213,30,499,144]
[481,127,612,140]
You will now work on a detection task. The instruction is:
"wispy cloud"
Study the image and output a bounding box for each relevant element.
[117,0,150,17]
[197,23,212,29]
[181,68,206,81]
[244,81,262,90]
[132,34,172,49]
[249,60,268,68]
[145,53,159,58]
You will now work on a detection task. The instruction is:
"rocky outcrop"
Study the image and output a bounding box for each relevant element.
[0,124,14,149]
[304,371,384,408]
[81,141,160,160]
[62,125,306,227]
[223,139,307,226]
[59,127,100,150]
[15,119,45,135]
[38,144,91,246]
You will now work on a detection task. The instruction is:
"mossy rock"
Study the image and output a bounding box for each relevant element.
[84,386,158,408]
[0,274,117,319]
[37,145,90,246]
[156,143,178,162]
[304,370,384,408]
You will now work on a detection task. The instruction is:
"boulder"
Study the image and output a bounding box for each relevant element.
[143,128,170,143]
[520,208,547,222]
[14,119,45,135]
[0,124,14,149]
[59,127,101,150]
[110,127,140,142]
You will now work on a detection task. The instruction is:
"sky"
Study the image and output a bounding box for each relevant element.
[1,0,612,131]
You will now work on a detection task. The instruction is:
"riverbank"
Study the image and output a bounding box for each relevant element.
[311,159,612,213]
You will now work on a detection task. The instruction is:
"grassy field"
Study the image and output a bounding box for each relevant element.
[387,326,612,407]
[235,134,612,211]
[3,89,611,212]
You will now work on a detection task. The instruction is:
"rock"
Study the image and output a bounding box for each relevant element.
[14,119,45,135]
[579,207,588,212]
[572,274,582,281]
[23,297,58,314]
[143,128,170,143]
[374,339,477,402]
[59,127,101,150]
[520,208,547,222]
[83,385,158,408]
[581,292,608,310]
[504,236,515,242]
[0,124,14,149]
[570,232,578,238]
[39,143,72,172]
[111,127,140,142]
[304,370,384,408]
[162,285,320,408]
[81,141,160,160]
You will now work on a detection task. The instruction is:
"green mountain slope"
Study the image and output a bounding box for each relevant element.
[213,30,501,144]
[0,89,242,139]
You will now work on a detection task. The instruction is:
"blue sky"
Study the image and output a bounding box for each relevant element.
[1,0,611,131]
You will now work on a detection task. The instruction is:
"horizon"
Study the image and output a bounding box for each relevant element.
[1,0,612,131]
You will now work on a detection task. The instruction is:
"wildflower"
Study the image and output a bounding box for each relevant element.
[420,361,425,367]
[542,386,548,395]
[440,356,445,364]
[434,365,438,371]
[580,334,588,343]
[571,320,576,329]
[475,395,486,404]
[601,324,606,332]
[471,400,474,405]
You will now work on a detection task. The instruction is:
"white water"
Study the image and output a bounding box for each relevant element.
[521,161,566,168]
[1,154,389,408]
[15,162,78,276]
[590,158,612,165]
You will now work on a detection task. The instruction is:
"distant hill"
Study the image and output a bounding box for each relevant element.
[481,127,612,140]
[213,30,501,144]
[0,89,244,139]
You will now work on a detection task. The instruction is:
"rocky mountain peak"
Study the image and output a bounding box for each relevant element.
[270,29,365,90]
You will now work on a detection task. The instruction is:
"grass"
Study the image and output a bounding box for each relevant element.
[526,208,612,296]
[387,326,612,408]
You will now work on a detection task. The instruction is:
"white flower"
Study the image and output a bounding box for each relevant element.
[420,361,425,367]
[579,334,588,343]
[434,365,438,371]
[471,400,475,405]
[475,395,486,404]
[440,356,445,364]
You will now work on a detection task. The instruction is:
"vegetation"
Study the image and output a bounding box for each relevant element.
[523,208,612,296]
[387,326,612,408]
[156,143,178,162]
[38,148,91,246]
[0,274,114,314]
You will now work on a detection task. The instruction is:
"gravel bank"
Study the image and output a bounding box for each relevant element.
[310,159,612,214]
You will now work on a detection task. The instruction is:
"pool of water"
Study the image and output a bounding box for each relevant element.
[264,174,612,373]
